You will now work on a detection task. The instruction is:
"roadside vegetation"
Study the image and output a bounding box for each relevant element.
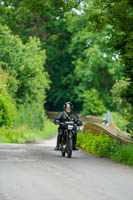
[0,1,133,142]
[0,26,56,143]
[111,112,129,132]
[0,119,57,143]
[77,132,133,166]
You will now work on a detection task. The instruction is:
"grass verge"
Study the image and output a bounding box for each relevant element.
[77,132,133,166]
[0,118,57,143]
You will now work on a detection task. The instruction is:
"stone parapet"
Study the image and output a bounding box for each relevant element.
[84,122,132,144]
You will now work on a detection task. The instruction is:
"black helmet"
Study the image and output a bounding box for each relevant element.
[64,102,73,110]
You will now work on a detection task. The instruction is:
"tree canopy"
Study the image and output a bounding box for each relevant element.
[0,0,132,123]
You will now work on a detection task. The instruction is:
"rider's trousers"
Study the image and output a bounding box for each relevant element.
[56,128,77,148]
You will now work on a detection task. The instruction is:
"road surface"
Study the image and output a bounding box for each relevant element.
[0,136,133,200]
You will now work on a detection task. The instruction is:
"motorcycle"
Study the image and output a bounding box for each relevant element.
[60,121,76,158]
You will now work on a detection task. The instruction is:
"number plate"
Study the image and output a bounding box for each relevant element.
[68,125,73,130]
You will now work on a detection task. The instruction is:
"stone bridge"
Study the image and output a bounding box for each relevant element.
[84,121,132,144]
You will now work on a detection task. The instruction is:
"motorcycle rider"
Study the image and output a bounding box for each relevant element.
[54,102,82,151]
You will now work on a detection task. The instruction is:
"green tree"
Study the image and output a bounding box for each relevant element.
[81,0,133,112]
[1,0,131,116]
[82,89,106,116]
[0,0,82,111]
[111,78,133,133]
[67,10,122,109]
[0,25,49,104]
[0,25,50,129]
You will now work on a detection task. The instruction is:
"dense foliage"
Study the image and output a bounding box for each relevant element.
[82,89,106,115]
[0,68,18,127]
[0,25,49,130]
[77,132,133,165]
[0,0,132,133]
[0,0,81,111]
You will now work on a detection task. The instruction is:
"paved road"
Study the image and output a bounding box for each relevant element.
[0,136,133,200]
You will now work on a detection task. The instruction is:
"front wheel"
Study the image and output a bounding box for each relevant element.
[67,137,73,158]
[61,135,66,157]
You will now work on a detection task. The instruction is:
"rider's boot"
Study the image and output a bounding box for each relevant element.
[54,134,61,151]
[73,133,79,150]
[73,146,79,150]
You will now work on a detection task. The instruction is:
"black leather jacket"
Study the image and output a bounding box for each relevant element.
[54,111,82,128]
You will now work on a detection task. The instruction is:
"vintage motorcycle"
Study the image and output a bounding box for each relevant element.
[60,121,76,158]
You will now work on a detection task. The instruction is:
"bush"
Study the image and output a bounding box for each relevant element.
[0,68,18,127]
[77,132,133,165]
[126,122,133,135]
[111,79,133,134]
[77,132,113,157]
[18,103,46,130]
[111,144,133,165]
[0,92,18,127]
[112,112,128,132]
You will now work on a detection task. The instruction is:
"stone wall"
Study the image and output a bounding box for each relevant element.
[46,111,58,119]
[84,122,132,144]
[46,112,103,123]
